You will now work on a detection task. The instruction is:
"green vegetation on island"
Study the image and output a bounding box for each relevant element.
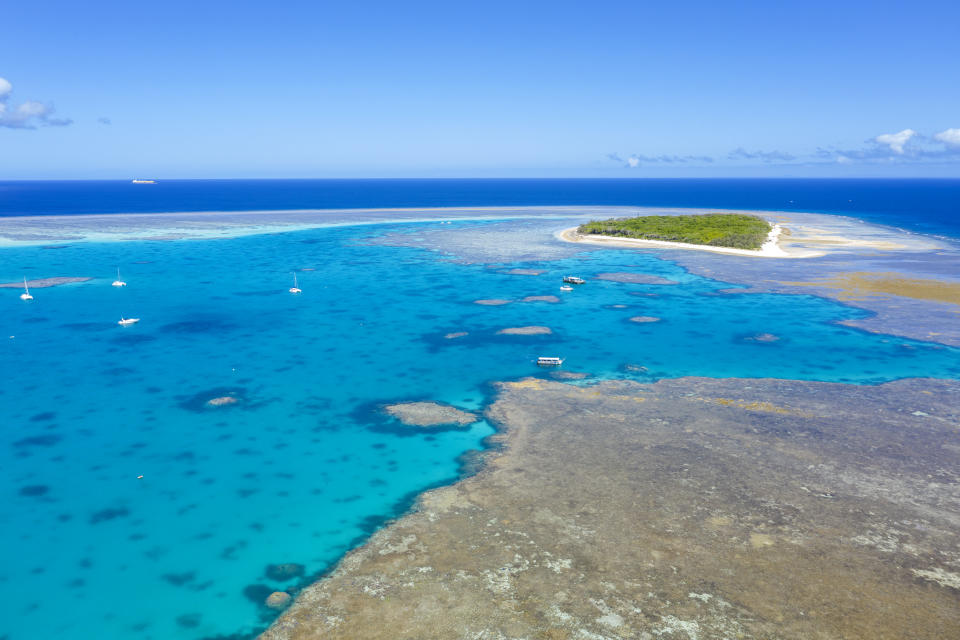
[578,213,772,250]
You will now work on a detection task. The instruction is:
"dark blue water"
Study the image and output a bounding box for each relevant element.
[2,178,959,238]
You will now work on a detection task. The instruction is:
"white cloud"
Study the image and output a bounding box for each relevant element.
[610,153,714,168]
[874,129,916,154]
[0,77,72,129]
[933,128,960,148]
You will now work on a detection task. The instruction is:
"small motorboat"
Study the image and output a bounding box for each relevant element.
[562,276,585,285]
[560,285,573,291]
[20,277,33,301]
[118,316,140,326]
[112,268,127,287]
[289,273,302,294]
[537,356,564,366]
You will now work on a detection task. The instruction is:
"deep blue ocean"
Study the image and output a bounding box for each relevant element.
[1,178,959,238]
[1,179,959,640]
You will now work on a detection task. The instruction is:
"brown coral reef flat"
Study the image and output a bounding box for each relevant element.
[782,271,960,306]
[264,376,960,640]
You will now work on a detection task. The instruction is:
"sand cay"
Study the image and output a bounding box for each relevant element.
[264,376,960,640]
[559,224,795,257]
[557,210,944,259]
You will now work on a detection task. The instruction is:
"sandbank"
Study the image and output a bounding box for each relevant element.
[473,298,511,306]
[495,325,552,335]
[520,295,560,303]
[0,276,91,288]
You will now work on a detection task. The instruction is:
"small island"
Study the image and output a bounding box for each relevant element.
[578,213,772,250]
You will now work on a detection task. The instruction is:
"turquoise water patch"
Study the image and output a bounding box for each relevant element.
[2,221,958,640]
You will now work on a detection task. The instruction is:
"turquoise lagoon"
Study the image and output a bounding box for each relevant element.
[2,219,959,640]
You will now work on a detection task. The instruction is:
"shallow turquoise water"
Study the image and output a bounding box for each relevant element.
[2,221,959,639]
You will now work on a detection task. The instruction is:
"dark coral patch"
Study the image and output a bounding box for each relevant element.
[264,563,305,581]
[13,435,62,448]
[90,507,130,524]
[176,613,202,629]
[242,584,274,605]
[160,317,237,334]
[19,485,50,497]
[162,572,197,587]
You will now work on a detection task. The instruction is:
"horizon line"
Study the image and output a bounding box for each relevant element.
[4,176,960,182]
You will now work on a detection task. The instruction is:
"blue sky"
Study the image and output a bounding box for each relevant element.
[2,0,959,178]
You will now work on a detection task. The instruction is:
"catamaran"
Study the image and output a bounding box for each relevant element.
[118,316,140,326]
[289,273,302,294]
[112,268,127,287]
[20,277,33,301]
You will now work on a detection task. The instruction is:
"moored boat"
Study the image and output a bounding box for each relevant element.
[562,276,585,284]
[20,277,33,301]
[537,356,564,366]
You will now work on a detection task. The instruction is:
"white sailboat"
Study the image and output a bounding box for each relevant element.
[289,273,301,294]
[20,277,33,301]
[112,268,127,287]
[118,316,140,326]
